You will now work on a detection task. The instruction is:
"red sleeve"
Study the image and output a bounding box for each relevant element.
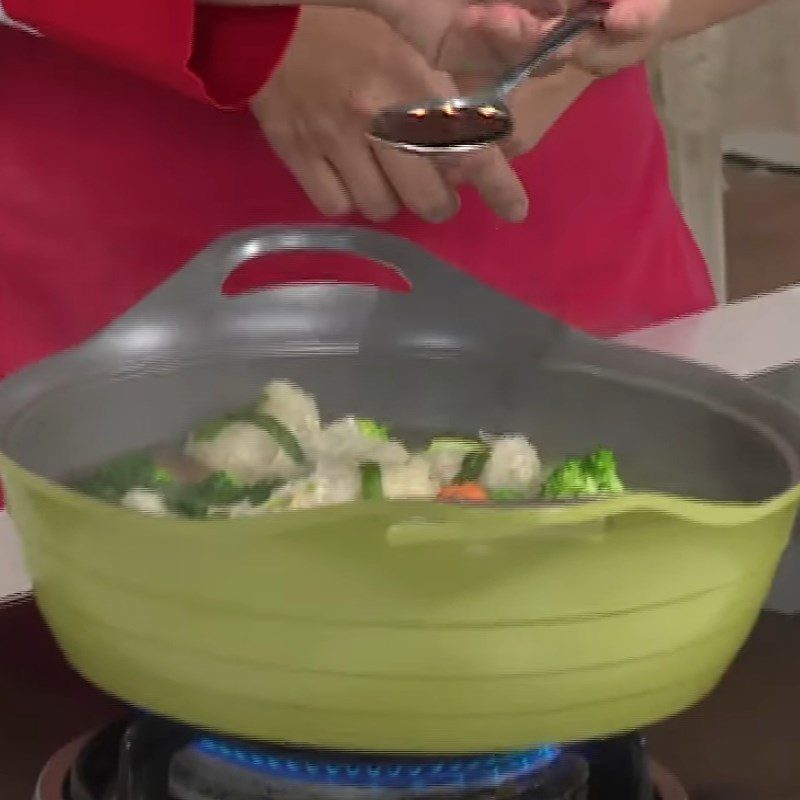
[3,0,299,109]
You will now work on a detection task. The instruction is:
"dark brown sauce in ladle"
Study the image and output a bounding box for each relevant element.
[370,103,511,152]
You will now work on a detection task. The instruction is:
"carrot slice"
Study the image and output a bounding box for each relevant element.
[437,482,489,503]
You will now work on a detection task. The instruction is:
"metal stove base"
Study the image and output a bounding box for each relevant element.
[33,718,688,800]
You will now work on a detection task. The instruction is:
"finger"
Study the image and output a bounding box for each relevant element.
[374,145,461,223]
[571,32,641,76]
[464,6,584,76]
[460,4,551,70]
[445,149,529,223]
[604,0,670,37]
[328,140,401,223]
[269,137,353,218]
[439,3,553,75]
[437,7,505,75]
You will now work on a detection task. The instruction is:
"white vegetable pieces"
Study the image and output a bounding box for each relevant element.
[381,456,439,500]
[187,421,302,485]
[425,435,543,494]
[188,382,320,484]
[258,380,322,453]
[180,381,544,514]
[481,435,543,492]
[121,489,170,516]
[267,462,362,511]
[315,417,408,466]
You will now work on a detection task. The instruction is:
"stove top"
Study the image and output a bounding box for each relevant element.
[34,715,685,800]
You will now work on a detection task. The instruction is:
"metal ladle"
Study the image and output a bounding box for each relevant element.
[368,0,608,155]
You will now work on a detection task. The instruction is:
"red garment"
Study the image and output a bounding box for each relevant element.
[0,6,714,385]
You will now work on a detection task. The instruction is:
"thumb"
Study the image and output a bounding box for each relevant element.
[603,0,670,38]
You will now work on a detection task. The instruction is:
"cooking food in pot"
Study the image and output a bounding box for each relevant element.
[72,380,625,518]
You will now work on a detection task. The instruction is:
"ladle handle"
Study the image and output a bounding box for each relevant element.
[495,1,608,97]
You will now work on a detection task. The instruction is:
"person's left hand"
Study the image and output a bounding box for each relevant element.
[252,6,530,224]
[451,0,672,79]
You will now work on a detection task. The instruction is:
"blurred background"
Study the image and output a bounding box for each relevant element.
[652,0,800,303]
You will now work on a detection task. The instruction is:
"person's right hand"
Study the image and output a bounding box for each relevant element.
[251,6,530,224]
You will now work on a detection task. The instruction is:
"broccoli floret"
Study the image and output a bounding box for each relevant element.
[359,461,384,500]
[541,457,598,500]
[168,471,282,519]
[355,418,391,441]
[582,447,624,493]
[169,472,241,518]
[540,448,624,500]
[75,454,175,502]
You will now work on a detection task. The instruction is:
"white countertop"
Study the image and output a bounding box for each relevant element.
[619,284,800,377]
[0,510,31,602]
[4,285,800,606]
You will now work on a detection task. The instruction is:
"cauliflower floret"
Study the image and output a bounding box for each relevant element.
[426,450,465,485]
[264,461,361,511]
[121,488,170,516]
[258,380,321,451]
[316,417,408,467]
[187,421,302,485]
[481,435,542,492]
[381,455,439,500]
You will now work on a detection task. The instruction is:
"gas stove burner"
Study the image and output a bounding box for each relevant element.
[170,739,586,800]
[188,737,561,789]
[42,715,688,800]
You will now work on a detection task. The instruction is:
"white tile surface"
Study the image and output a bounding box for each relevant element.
[619,286,800,377]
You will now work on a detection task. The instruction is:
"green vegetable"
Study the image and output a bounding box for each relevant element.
[245,479,281,506]
[359,462,384,500]
[168,471,283,519]
[193,403,259,442]
[194,410,306,467]
[75,454,175,502]
[540,447,624,500]
[582,447,625,493]
[427,437,484,455]
[355,418,391,441]
[454,447,490,485]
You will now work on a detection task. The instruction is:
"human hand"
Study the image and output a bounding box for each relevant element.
[453,0,671,78]
[568,0,671,76]
[378,0,562,77]
[206,0,560,79]
[251,6,530,224]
